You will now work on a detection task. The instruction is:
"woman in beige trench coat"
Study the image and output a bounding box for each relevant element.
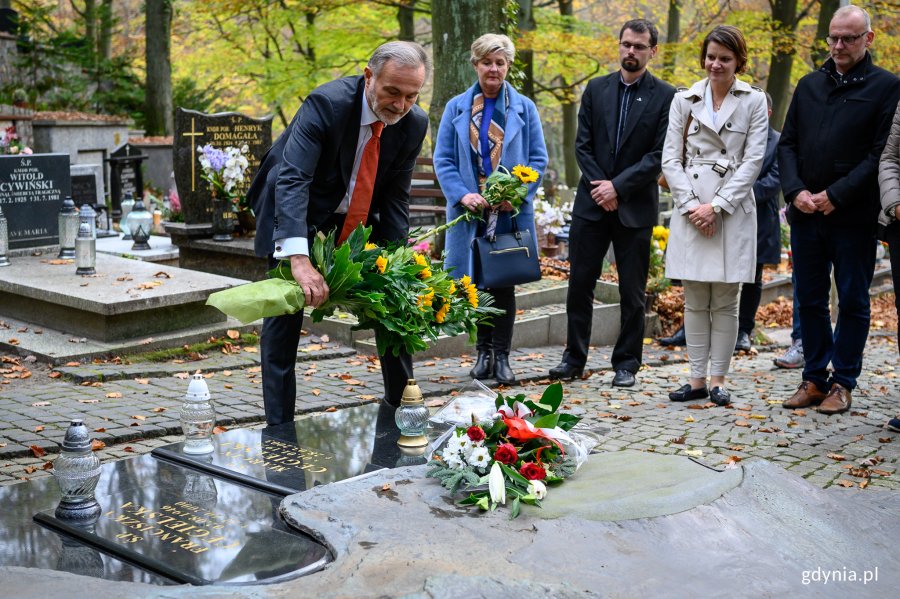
[660,25,768,406]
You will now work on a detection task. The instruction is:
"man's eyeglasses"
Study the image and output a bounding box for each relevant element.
[825,32,868,46]
[619,42,652,52]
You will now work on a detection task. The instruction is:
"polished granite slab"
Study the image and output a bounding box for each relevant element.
[153,402,432,496]
[28,455,331,585]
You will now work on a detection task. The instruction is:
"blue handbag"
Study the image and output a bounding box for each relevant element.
[471,216,541,290]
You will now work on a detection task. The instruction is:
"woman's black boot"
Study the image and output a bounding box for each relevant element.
[493,353,516,385]
[470,351,493,379]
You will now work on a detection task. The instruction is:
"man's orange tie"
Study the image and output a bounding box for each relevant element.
[338,121,384,244]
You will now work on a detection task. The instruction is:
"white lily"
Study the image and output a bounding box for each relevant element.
[488,462,506,505]
[527,479,546,500]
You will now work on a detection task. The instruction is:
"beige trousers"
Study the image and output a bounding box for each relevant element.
[683,280,741,379]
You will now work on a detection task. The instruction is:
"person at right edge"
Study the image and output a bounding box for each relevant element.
[660,25,767,408]
[779,5,900,415]
[734,92,781,354]
[548,19,675,387]
[878,99,900,433]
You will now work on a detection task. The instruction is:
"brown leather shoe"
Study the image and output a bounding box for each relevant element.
[783,381,827,409]
[818,383,852,415]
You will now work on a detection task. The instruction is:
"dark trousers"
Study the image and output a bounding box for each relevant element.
[476,286,515,355]
[563,214,651,373]
[886,221,900,352]
[738,263,765,335]
[791,218,876,391]
[260,257,413,426]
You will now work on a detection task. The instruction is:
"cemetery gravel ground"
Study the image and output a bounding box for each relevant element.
[0,331,897,495]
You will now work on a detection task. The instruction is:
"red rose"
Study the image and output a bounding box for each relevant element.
[466,426,486,442]
[493,443,518,465]
[519,462,546,480]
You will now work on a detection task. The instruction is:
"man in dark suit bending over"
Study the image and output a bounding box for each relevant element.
[549,19,675,387]
[246,41,431,425]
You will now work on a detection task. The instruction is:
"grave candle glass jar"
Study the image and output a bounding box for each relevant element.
[125,198,153,251]
[79,204,97,239]
[75,222,96,275]
[57,196,79,259]
[0,204,10,267]
[53,419,102,520]
[181,373,216,454]
[395,379,429,448]
[119,192,135,239]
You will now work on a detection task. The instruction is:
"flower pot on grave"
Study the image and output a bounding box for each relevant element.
[236,210,257,238]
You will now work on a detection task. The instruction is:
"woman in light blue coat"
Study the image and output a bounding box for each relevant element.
[434,33,548,385]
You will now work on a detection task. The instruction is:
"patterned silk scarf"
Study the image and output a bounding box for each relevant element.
[469,82,507,187]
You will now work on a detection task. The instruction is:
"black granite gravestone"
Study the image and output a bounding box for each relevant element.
[173,108,272,226]
[0,153,70,249]
[0,8,18,35]
[28,455,331,585]
[153,402,430,496]
[105,143,147,218]
[71,173,97,207]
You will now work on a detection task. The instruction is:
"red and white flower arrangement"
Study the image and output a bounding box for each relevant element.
[427,382,589,518]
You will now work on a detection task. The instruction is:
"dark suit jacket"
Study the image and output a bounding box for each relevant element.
[246,76,429,257]
[753,126,782,265]
[573,71,675,228]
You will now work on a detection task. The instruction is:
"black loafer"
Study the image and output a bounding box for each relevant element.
[549,361,584,381]
[612,369,636,387]
[710,386,731,406]
[668,384,709,402]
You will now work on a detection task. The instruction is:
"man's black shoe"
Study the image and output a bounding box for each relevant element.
[657,325,686,347]
[710,386,731,406]
[612,369,636,387]
[493,353,517,385]
[668,384,709,402]
[548,361,584,381]
[469,351,493,379]
[734,331,751,353]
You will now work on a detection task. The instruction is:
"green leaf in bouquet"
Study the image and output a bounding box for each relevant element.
[532,413,559,430]
[510,496,520,519]
[205,278,305,324]
[499,462,530,487]
[556,413,581,431]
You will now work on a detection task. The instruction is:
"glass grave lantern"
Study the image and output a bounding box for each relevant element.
[181,373,216,454]
[75,222,96,275]
[124,197,153,251]
[78,203,97,239]
[53,419,102,520]
[119,192,135,239]
[0,204,10,267]
[57,196,79,259]
[395,379,429,448]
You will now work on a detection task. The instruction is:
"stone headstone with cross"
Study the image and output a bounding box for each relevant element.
[173,108,272,226]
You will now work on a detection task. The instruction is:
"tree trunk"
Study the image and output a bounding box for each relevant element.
[662,0,681,80]
[84,0,97,66]
[814,0,840,67]
[398,0,415,42]
[517,0,535,99]
[98,0,114,61]
[430,0,506,140]
[145,0,173,136]
[557,0,578,187]
[767,0,798,130]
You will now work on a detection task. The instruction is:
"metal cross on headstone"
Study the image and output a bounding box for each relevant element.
[181,117,204,192]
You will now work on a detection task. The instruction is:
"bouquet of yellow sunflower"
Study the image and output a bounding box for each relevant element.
[206,225,503,356]
[481,164,540,216]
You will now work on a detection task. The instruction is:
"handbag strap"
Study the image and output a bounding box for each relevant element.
[681,113,694,165]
